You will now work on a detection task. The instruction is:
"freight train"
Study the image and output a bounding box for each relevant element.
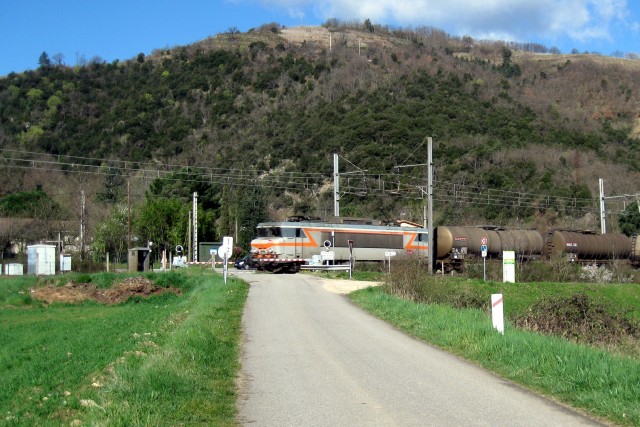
[249,217,640,273]
[435,226,639,271]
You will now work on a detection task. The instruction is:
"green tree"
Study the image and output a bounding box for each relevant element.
[619,202,640,236]
[97,165,126,204]
[148,169,219,210]
[135,198,186,252]
[364,19,374,33]
[92,204,129,262]
[497,47,521,77]
[236,185,268,249]
[217,186,233,238]
[38,51,51,68]
[0,189,62,218]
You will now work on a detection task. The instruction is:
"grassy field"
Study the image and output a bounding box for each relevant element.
[0,269,247,426]
[4,264,639,425]
[350,283,640,426]
[434,276,640,321]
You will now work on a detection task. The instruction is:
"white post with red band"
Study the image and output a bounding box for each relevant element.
[491,294,504,335]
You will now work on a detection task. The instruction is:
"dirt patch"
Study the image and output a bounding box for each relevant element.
[31,277,182,305]
[321,279,381,295]
[280,26,397,50]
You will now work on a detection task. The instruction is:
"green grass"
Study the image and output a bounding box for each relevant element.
[350,286,640,426]
[0,270,247,426]
[439,277,640,320]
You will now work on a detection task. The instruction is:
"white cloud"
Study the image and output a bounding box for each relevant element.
[253,0,633,45]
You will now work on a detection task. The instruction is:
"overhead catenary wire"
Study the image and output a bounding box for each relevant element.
[1,148,636,217]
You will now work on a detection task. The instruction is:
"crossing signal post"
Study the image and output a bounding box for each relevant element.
[219,236,233,284]
[481,236,488,281]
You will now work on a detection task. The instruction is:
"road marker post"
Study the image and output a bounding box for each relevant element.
[385,251,396,273]
[491,294,504,334]
[220,236,233,284]
[503,251,516,283]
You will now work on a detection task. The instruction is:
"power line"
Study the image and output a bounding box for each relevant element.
[2,148,636,217]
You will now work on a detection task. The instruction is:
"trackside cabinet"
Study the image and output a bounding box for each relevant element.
[128,247,151,272]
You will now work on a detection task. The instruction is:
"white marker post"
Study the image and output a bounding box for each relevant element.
[385,251,397,273]
[218,246,228,282]
[503,251,516,283]
[491,294,504,334]
[221,236,233,284]
[348,240,354,279]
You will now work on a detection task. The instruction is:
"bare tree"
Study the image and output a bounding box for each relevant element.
[52,53,65,66]
[227,26,240,40]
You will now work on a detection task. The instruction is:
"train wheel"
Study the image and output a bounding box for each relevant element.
[285,264,300,274]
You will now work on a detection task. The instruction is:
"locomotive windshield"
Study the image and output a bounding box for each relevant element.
[257,227,281,238]
[257,227,305,238]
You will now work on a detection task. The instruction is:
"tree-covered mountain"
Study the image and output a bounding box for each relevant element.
[1,21,639,253]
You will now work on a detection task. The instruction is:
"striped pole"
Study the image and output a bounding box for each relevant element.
[491,294,504,335]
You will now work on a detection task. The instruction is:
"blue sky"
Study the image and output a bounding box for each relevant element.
[1,0,639,76]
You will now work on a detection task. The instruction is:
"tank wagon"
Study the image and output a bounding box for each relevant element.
[436,226,639,269]
[435,226,544,271]
[250,217,428,273]
[545,230,633,261]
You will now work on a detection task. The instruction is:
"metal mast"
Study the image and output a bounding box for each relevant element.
[334,154,340,217]
[427,137,434,275]
[599,178,606,234]
[193,192,198,262]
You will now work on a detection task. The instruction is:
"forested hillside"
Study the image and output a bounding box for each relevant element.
[1,21,639,257]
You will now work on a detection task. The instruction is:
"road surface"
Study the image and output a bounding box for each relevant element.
[236,272,603,426]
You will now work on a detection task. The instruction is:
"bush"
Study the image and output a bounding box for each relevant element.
[515,293,640,346]
[384,255,427,301]
[385,255,483,307]
[72,255,105,273]
[448,284,486,311]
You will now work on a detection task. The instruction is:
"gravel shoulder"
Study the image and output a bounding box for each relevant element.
[319,278,381,294]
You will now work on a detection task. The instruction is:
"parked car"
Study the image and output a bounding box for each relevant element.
[234,255,254,270]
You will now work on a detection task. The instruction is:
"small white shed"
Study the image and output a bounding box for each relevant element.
[27,244,56,275]
[3,263,24,275]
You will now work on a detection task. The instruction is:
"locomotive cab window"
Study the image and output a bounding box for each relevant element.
[281,228,306,238]
[257,227,282,238]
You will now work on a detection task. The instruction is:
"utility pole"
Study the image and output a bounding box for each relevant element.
[394,136,434,274]
[80,189,85,260]
[193,192,198,262]
[427,137,434,275]
[333,154,340,217]
[599,178,606,234]
[127,180,131,251]
[187,210,191,262]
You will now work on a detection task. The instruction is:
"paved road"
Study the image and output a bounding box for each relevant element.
[236,272,603,427]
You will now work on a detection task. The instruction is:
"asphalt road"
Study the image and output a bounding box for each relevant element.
[236,272,603,427]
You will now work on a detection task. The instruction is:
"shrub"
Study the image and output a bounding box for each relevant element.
[385,255,481,306]
[384,255,427,301]
[515,293,640,346]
